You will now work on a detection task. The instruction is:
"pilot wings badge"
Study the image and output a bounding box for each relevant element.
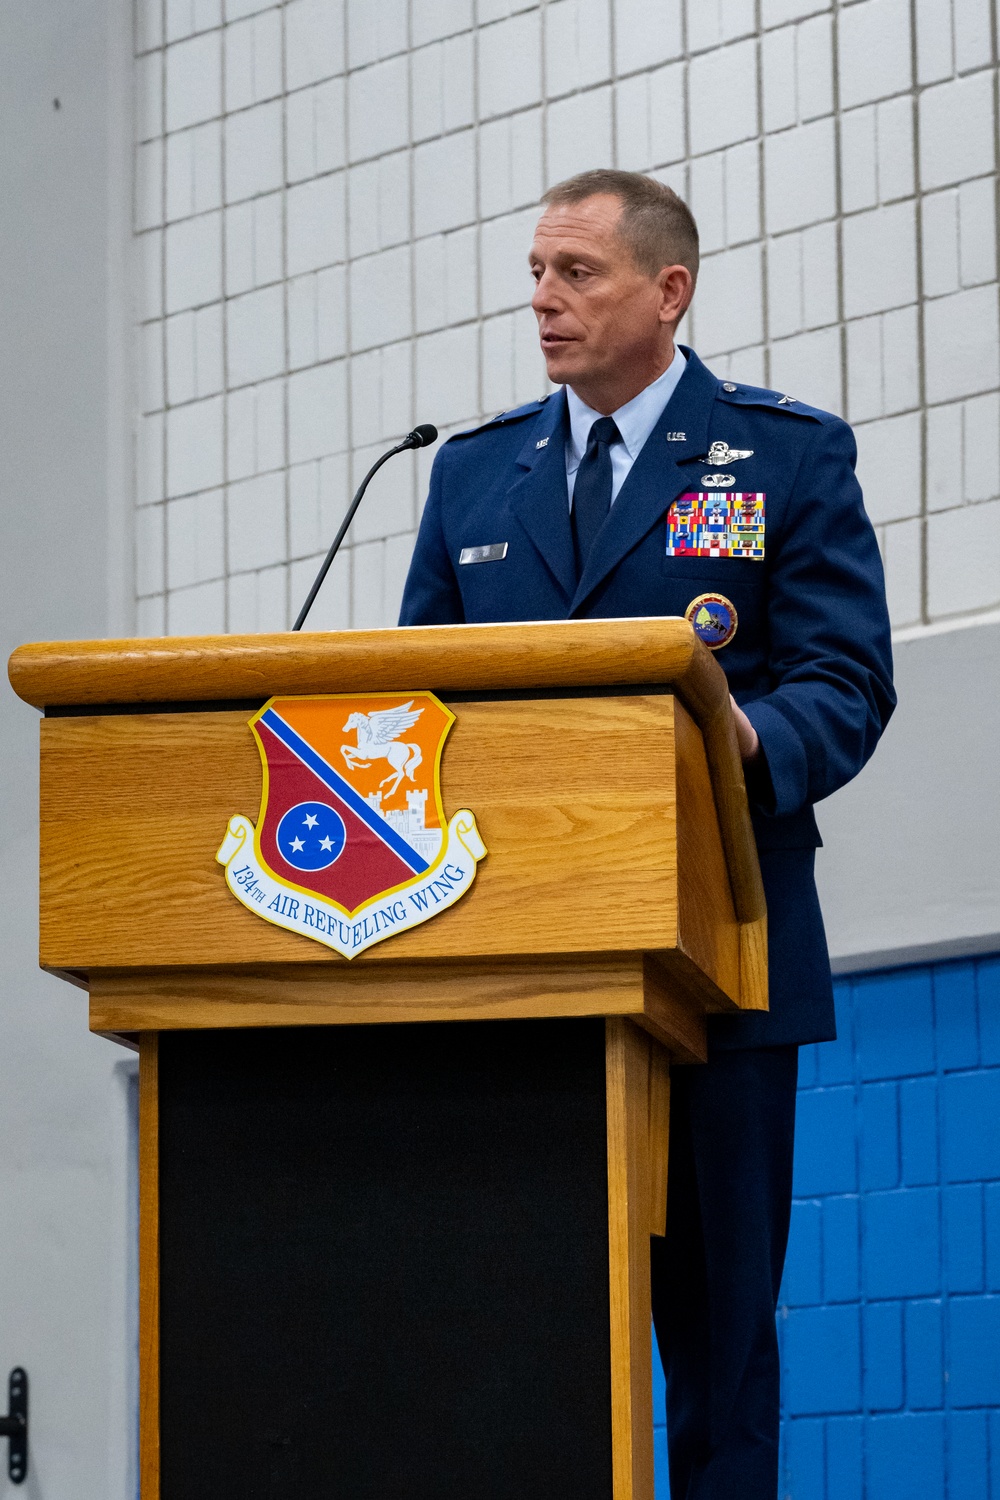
[216,692,486,958]
[705,441,753,466]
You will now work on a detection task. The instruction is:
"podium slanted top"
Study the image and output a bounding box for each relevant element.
[8,617,765,936]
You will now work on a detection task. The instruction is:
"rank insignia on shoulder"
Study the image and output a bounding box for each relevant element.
[459,542,508,565]
[665,492,765,559]
[777,395,796,404]
[686,593,738,650]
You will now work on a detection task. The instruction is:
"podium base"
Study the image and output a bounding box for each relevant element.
[155,1020,629,1499]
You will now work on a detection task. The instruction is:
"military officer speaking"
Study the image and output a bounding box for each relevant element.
[400,170,895,1500]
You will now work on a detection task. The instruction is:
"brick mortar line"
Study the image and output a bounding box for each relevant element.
[337,0,355,629]
[907,0,930,626]
[279,0,292,631]
[155,0,169,622]
[831,2,847,424]
[218,0,231,633]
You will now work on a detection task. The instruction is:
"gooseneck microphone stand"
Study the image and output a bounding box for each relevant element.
[292,422,438,631]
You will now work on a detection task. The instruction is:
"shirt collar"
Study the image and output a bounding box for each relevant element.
[564,347,688,465]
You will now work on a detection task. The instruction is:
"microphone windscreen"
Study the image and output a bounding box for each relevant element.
[410,423,438,448]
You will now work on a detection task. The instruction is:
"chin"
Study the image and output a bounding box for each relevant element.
[541,345,584,386]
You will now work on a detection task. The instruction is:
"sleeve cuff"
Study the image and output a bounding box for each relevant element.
[742,698,810,819]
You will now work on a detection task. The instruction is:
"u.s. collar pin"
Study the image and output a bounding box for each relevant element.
[535,437,549,449]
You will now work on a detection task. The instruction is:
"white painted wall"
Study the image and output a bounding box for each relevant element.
[130,0,1000,962]
[0,0,136,1494]
[817,614,1000,971]
[132,0,1000,639]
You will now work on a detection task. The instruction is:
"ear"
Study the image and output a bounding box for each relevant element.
[657,264,694,327]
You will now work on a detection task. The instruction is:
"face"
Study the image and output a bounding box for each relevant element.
[529,194,692,408]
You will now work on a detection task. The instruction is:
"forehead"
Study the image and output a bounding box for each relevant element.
[530,195,625,259]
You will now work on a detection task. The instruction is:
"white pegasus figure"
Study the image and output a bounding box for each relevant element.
[341,700,424,800]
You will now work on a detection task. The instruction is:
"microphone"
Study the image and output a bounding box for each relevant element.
[292,423,438,631]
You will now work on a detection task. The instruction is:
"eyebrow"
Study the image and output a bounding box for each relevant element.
[529,246,607,267]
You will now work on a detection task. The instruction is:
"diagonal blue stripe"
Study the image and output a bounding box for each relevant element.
[259,707,429,875]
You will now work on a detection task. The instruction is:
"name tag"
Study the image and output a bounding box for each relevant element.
[459,543,508,565]
[665,492,765,560]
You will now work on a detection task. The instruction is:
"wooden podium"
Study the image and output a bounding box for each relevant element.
[9,617,766,1500]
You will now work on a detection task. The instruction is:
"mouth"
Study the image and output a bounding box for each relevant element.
[540,330,577,351]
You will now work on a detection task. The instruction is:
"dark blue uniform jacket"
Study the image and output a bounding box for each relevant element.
[399,348,896,1048]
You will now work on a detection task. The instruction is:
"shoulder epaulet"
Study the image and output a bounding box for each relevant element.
[448,395,550,440]
[716,380,829,422]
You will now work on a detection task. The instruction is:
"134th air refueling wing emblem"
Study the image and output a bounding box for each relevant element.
[216,693,486,958]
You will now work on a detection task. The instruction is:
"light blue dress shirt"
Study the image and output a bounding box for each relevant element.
[564,347,688,508]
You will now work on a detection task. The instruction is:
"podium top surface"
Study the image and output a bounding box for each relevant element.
[9,616,726,714]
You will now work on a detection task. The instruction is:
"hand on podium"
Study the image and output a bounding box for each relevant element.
[730,694,761,764]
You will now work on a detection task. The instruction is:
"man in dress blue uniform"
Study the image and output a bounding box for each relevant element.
[399,170,895,1499]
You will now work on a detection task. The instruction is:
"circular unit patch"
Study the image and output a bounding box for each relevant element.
[276,800,347,872]
[685,592,738,650]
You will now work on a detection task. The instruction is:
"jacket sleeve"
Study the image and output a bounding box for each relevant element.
[398,447,465,626]
[740,415,896,819]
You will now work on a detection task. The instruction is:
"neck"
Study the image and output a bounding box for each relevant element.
[569,337,677,415]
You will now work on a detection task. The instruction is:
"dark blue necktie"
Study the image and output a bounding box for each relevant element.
[572,416,620,576]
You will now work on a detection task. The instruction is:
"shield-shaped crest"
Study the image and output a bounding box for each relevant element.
[216,693,486,958]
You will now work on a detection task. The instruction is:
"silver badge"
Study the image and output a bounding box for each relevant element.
[459,543,509,565]
[705,441,753,466]
[535,437,549,448]
[777,395,796,404]
[723,383,737,393]
[702,473,736,488]
[665,431,687,441]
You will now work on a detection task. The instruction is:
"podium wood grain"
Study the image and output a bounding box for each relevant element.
[11,617,766,939]
[607,1018,656,1500]
[89,954,710,1063]
[39,694,750,1018]
[139,1036,159,1500]
[9,619,769,1500]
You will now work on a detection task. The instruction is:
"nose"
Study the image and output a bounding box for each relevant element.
[531,266,561,317]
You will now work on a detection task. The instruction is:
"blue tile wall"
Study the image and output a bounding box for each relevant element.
[652,953,1000,1498]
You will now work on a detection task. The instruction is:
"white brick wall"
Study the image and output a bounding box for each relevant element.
[132,0,1000,634]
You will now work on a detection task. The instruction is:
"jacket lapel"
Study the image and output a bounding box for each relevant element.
[570,350,718,615]
[505,390,577,603]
